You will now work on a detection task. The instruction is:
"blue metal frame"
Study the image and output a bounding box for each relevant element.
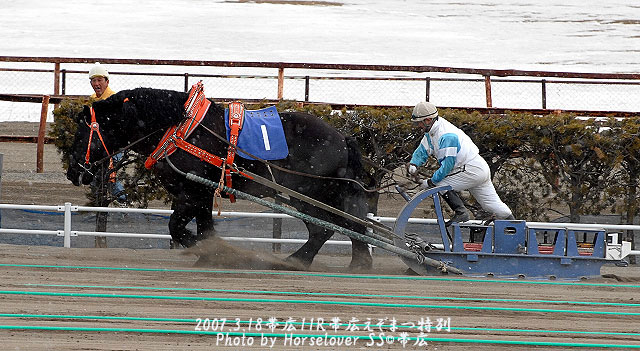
[393,186,613,280]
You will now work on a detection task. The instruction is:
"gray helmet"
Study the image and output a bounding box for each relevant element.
[411,102,438,122]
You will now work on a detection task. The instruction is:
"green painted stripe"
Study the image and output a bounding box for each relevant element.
[25,283,640,308]
[1,325,638,348]
[2,313,640,337]
[2,290,638,316]
[0,313,193,323]
[1,263,638,288]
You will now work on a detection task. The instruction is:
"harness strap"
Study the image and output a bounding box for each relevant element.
[173,138,253,180]
[85,107,112,165]
[84,106,117,185]
[226,101,245,166]
[144,83,250,202]
[224,101,245,202]
[145,82,211,169]
[179,82,209,137]
[145,126,178,169]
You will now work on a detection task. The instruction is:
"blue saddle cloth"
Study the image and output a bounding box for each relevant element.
[224,106,289,160]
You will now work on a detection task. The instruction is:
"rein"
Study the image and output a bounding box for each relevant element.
[163,153,404,246]
[84,100,410,196]
[83,126,165,173]
[79,106,117,179]
[197,122,393,193]
[80,99,170,179]
[85,84,404,198]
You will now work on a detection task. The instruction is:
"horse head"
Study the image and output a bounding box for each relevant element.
[66,94,131,186]
[66,88,192,186]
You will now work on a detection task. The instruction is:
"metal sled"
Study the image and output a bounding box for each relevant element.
[393,186,633,280]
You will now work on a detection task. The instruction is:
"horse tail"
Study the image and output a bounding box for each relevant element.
[345,137,378,189]
[345,137,364,179]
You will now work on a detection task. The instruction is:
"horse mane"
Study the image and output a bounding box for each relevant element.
[124,88,190,125]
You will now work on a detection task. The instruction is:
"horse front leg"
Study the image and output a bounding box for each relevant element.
[194,194,215,241]
[168,194,198,248]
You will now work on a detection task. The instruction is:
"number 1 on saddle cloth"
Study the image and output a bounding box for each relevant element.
[224,106,289,161]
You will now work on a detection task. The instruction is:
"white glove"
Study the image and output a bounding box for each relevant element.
[420,178,436,189]
[408,164,417,175]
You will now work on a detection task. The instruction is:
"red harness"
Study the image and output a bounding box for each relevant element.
[224,101,246,201]
[145,82,211,169]
[85,107,111,164]
[145,82,250,202]
[84,106,115,180]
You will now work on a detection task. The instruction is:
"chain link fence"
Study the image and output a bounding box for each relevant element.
[1,59,639,123]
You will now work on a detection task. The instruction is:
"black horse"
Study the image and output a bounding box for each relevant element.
[66,87,376,270]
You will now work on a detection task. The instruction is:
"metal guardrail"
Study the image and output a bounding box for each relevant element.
[0,202,346,249]
[1,202,639,257]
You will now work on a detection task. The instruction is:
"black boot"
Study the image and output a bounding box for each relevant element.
[441,190,470,226]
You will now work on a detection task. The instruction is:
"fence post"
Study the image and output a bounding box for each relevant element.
[0,153,3,211]
[304,76,310,102]
[61,69,67,95]
[184,73,189,92]
[272,197,283,253]
[0,153,2,231]
[53,62,61,95]
[484,75,492,108]
[425,77,431,102]
[53,62,61,110]
[37,95,50,173]
[541,79,547,109]
[63,202,72,248]
[277,68,284,100]
[94,173,109,248]
[95,212,108,248]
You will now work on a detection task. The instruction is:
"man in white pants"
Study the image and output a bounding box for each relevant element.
[408,101,514,225]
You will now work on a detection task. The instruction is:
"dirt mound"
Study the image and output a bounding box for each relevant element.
[183,237,306,271]
[601,273,640,282]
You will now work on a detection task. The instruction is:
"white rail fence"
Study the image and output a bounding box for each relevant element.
[1,202,639,258]
[0,202,355,249]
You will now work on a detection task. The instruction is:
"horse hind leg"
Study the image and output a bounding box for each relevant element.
[341,194,373,271]
[286,222,334,269]
[286,194,373,270]
[346,226,373,272]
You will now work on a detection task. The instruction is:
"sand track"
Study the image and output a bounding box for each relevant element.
[0,244,638,350]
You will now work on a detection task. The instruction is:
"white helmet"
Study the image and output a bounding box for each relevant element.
[411,101,438,122]
[88,62,109,80]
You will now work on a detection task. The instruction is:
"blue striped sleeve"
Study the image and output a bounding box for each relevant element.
[431,133,460,183]
[410,143,429,167]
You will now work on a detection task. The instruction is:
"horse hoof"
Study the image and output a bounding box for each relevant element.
[176,236,198,248]
[404,267,420,276]
[348,261,373,273]
[284,255,312,269]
